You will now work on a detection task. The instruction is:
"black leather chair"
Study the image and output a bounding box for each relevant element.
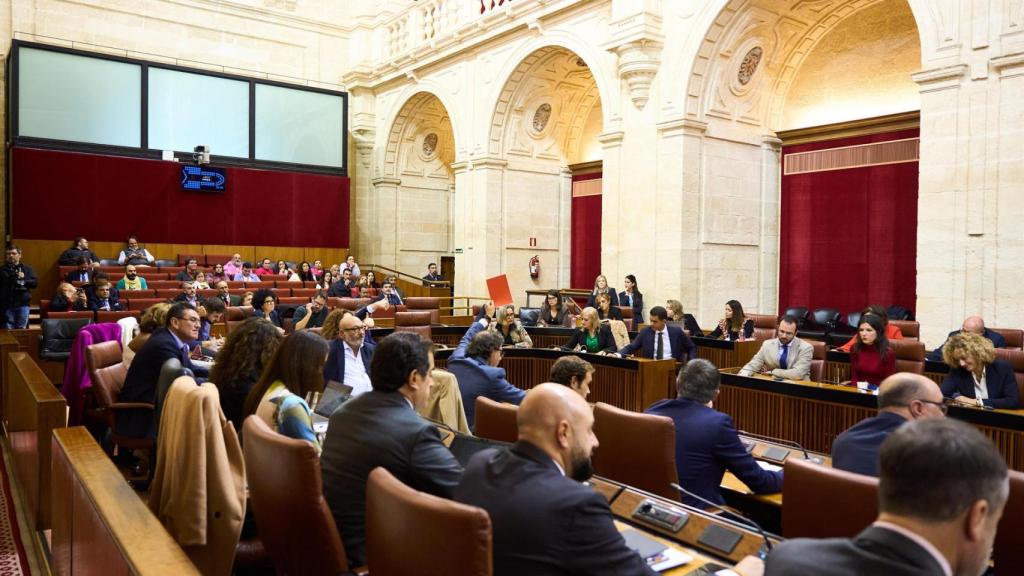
[782,307,809,329]
[799,308,842,342]
[828,311,862,346]
[519,308,540,327]
[39,318,92,361]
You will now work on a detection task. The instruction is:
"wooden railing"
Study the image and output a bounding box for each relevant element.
[51,427,199,575]
[6,351,67,530]
[0,331,18,420]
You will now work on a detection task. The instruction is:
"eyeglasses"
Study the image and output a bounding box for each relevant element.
[343,326,367,333]
[179,316,202,325]
[913,399,949,414]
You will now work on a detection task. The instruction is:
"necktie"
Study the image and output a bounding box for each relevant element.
[181,344,190,363]
[656,331,664,360]
[779,343,789,369]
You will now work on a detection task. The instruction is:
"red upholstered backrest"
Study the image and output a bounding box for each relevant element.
[782,458,878,539]
[889,319,920,340]
[592,402,678,500]
[994,348,1024,401]
[890,340,925,374]
[994,470,1024,574]
[992,328,1024,350]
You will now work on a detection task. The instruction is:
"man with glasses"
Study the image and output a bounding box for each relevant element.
[88,279,122,311]
[118,302,210,440]
[448,301,527,431]
[324,312,376,398]
[831,372,946,477]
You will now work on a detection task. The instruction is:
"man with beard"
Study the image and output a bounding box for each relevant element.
[453,383,657,576]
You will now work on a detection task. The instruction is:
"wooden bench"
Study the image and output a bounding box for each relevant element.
[6,352,66,530]
[51,427,199,575]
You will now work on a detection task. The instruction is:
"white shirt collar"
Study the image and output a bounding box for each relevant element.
[872,521,952,576]
[552,458,565,476]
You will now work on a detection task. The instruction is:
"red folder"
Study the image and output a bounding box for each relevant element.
[486,275,514,307]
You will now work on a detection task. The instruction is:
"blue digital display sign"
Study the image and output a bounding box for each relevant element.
[181,165,226,192]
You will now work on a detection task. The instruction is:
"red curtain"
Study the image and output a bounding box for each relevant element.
[571,173,602,289]
[12,147,349,247]
[779,129,918,316]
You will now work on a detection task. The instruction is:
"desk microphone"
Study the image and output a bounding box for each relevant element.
[670,483,772,560]
[738,430,823,465]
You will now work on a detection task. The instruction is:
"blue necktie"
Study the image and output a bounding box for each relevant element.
[779,343,789,369]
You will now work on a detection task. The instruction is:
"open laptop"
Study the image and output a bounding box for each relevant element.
[312,380,353,433]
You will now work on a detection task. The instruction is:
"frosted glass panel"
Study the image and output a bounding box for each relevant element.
[255,84,344,168]
[148,68,249,157]
[18,47,141,147]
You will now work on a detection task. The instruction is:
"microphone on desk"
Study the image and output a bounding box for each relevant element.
[738,430,823,465]
[670,482,772,560]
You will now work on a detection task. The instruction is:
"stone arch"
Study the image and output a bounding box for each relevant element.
[483,33,617,157]
[684,0,939,127]
[381,90,455,179]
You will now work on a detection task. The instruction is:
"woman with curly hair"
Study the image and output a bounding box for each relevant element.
[209,318,284,430]
[251,288,282,328]
[941,331,1020,409]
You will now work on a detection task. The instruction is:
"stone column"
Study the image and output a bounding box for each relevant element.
[598,131,625,287]
[452,156,506,300]
[758,135,782,315]
[370,177,401,269]
[558,166,573,288]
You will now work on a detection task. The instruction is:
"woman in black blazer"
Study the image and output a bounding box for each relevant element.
[618,274,644,324]
[559,308,617,354]
[940,332,1020,409]
[707,300,754,341]
[585,274,618,308]
[666,299,703,337]
[594,293,622,322]
[537,289,569,327]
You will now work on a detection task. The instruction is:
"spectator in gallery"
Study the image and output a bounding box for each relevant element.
[234,262,261,283]
[58,237,98,267]
[117,265,148,291]
[342,255,361,279]
[255,258,276,277]
[223,254,244,278]
[117,236,155,266]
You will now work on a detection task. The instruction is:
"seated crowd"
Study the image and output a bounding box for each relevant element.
[4,237,1022,575]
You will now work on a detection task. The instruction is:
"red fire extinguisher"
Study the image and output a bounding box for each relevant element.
[529,255,540,279]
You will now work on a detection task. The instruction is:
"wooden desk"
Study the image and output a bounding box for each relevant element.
[590,476,776,570]
[693,338,763,370]
[822,350,951,385]
[717,369,1024,471]
[434,348,677,412]
[6,351,66,530]
[51,427,198,575]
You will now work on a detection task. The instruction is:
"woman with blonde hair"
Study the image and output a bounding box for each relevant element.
[489,304,533,348]
[941,332,1020,409]
[585,274,618,308]
[558,307,616,354]
[666,299,703,337]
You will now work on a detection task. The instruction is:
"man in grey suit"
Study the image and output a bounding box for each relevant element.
[766,418,1008,576]
[320,331,463,569]
[738,315,813,380]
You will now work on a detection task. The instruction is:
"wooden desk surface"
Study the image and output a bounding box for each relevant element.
[615,520,720,575]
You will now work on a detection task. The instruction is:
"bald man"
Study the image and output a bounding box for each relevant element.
[454,384,655,575]
[926,315,1006,362]
[832,373,946,477]
[323,311,376,397]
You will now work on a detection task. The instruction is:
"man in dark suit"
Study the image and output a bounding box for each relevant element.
[646,359,782,507]
[832,373,946,477]
[214,280,238,307]
[448,302,526,430]
[767,419,1008,576]
[323,311,375,397]
[422,262,443,283]
[173,281,199,308]
[117,302,210,439]
[327,268,355,298]
[65,256,94,283]
[58,237,98,266]
[0,245,37,329]
[926,315,1007,361]
[615,306,697,362]
[454,383,658,576]
[320,332,463,569]
[87,279,122,312]
[380,281,403,305]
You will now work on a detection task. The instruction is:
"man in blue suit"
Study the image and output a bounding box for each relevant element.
[831,373,946,477]
[646,359,782,508]
[926,315,1007,361]
[615,306,696,361]
[323,311,376,398]
[448,301,526,430]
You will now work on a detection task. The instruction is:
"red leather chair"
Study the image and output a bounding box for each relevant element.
[226,306,254,321]
[991,328,1024,350]
[48,311,95,320]
[155,289,185,299]
[147,280,180,290]
[748,313,778,340]
[227,281,247,289]
[330,297,372,311]
[177,254,205,266]
[291,288,318,298]
[994,349,1024,402]
[404,297,442,325]
[994,469,1024,573]
[617,307,634,331]
[591,402,679,500]
[474,397,518,444]
[97,310,139,323]
[242,417,351,575]
[90,354,153,456]
[121,289,157,299]
[278,297,311,306]
[366,467,492,576]
[891,340,926,374]
[782,458,878,539]
[204,254,233,267]
[395,311,433,340]
[889,319,920,340]
[809,340,826,382]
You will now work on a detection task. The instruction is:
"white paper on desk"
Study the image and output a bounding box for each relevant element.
[649,547,692,572]
[757,461,782,472]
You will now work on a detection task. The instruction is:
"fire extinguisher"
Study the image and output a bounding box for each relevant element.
[529,255,540,279]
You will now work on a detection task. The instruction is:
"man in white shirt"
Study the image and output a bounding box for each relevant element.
[739,315,814,380]
[323,313,375,398]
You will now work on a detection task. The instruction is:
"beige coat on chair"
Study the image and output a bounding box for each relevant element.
[150,377,246,576]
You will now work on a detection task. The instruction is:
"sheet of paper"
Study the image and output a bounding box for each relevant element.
[486,274,513,307]
[757,460,782,472]
[649,547,693,572]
